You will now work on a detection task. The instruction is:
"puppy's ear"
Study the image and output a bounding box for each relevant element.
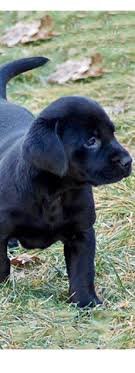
[23,118,68,177]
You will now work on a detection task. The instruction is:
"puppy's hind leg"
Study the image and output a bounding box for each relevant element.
[0,239,10,282]
[0,215,15,282]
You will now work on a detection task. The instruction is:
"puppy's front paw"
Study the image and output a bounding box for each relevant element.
[87,293,102,308]
[78,295,102,308]
[70,290,102,308]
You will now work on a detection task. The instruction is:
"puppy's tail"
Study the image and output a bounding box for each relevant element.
[0,56,49,100]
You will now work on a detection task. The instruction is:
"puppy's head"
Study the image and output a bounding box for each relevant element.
[24,96,132,186]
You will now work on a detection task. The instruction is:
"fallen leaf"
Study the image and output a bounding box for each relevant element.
[0,20,40,47]
[48,56,105,84]
[118,300,130,309]
[10,254,41,267]
[0,15,59,47]
[41,14,53,28]
[91,52,103,64]
[27,30,59,44]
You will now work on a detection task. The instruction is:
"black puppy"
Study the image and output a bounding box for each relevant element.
[0,57,132,307]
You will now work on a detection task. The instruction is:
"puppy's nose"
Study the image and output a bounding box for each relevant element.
[112,154,132,168]
[119,155,132,168]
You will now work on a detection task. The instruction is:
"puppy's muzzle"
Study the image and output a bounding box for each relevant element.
[112,152,132,176]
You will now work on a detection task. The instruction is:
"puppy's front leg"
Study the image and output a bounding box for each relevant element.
[64,227,102,307]
[0,240,10,282]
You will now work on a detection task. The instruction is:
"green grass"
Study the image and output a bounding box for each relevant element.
[0,11,135,349]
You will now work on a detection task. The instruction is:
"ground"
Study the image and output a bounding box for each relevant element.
[0,11,135,349]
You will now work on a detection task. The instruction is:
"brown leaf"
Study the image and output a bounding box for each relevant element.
[48,57,105,84]
[41,14,53,28]
[10,254,41,267]
[25,30,59,44]
[0,20,40,46]
[91,52,103,64]
[82,66,105,78]
[118,301,130,309]
[0,15,59,47]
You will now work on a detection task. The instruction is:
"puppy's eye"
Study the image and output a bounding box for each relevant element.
[88,137,96,146]
[85,137,97,148]
[84,136,100,150]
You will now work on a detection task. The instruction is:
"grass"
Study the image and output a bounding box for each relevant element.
[0,10,135,349]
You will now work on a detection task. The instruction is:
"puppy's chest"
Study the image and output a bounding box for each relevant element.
[42,195,65,227]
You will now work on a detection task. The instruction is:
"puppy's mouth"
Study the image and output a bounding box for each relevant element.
[102,164,132,183]
[89,164,132,187]
[74,163,132,187]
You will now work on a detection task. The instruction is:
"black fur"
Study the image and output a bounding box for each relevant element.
[0,57,132,307]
